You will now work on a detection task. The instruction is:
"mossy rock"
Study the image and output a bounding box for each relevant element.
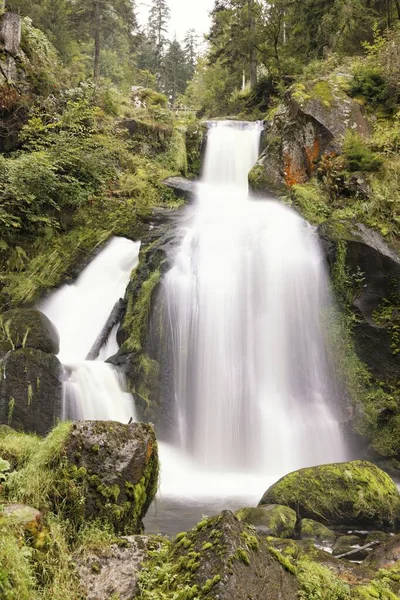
[299,519,336,543]
[259,461,400,528]
[0,503,47,548]
[236,504,297,538]
[138,511,299,600]
[332,535,362,557]
[4,421,159,535]
[0,309,60,354]
[0,348,63,436]
[59,421,159,534]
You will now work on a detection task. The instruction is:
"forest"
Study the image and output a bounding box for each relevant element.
[0,0,400,599]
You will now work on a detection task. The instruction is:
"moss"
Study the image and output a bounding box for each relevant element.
[297,557,350,599]
[248,163,272,194]
[261,461,400,527]
[0,520,36,599]
[289,181,331,224]
[233,547,250,566]
[300,519,336,543]
[236,505,297,538]
[311,80,335,107]
[267,545,297,574]
[124,268,162,353]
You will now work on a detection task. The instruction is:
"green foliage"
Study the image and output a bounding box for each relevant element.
[297,558,350,600]
[0,521,36,599]
[343,132,382,172]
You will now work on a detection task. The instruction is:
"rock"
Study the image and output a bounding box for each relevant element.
[163,176,197,200]
[0,348,63,436]
[75,536,152,600]
[236,504,297,538]
[0,309,60,355]
[365,531,390,545]
[332,534,363,557]
[365,533,400,570]
[0,503,47,548]
[61,421,159,534]
[139,511,299,600]
[259,460,400,528]
[299,519,336,543]
[319,221,400,383]
[251,78,369,194]
[0,12,21,55]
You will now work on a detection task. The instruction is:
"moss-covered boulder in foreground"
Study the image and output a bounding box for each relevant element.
[260,460,400,528]
[138,511,299,600]
[4,421,159,535]
[236,504,297,537]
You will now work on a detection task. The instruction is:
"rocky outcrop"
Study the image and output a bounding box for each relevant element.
[163,176,197,200]
[319,221,400,382]
[259,461,400,528]
[250,78,369,194]
[0,348,63,435]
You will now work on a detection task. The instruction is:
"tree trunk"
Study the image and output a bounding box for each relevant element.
[248,0,257,90]
[395,0,400,20]
[93,1,101,82]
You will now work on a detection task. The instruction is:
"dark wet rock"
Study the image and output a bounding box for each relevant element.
[236,504,297,538]
[0,309,60,355]
[163,176,197,200]
[319,221,400,383]
[75,535,153,600]
[259,461,400,528]
[86,299,126,361]
[299,518,336,543]
[250,78,369,194]
[62,421,159,534]
[110,207,187,437]
[0,348,63,435]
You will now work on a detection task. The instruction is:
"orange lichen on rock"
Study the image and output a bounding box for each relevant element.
[284,153,308,186]
[305,138,320,173]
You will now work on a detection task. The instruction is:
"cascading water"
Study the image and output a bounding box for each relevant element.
[40,237,140,422]
[147,121,349,532]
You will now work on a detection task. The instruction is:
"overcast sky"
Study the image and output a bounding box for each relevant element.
[137,0,215,40]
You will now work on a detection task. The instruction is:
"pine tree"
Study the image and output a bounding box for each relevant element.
[163,37,188,102]
[147,0,171,84]
[183,28,199,80]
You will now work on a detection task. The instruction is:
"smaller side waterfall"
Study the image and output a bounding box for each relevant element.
[40,237,140,422]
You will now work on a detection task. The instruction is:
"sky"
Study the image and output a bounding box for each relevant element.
[137,0,215,41]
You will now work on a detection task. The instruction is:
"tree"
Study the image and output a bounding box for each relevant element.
[71,0,137,81]
[147,0,171,84]
[183,28,199,80]
[163,37,188,102]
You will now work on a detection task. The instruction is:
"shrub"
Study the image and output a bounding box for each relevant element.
[343,132,382,172]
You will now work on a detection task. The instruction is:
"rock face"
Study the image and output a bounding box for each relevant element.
[299,519,336,544]
[0,309,60,355]
[250,78,369,194]
[0,348,63,436]
[236,504,297,538]
[319,221,400,382]
[260,460,400,528]
[62,421,159,534]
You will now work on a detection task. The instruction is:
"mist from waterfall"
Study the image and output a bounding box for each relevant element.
[40,237,139,422]
[157,121,348,500]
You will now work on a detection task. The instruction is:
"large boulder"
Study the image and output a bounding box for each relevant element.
[236,504,297,538]
[259,461,400,528]
[0,348,63,435]
[163,176,197,201]
[250,78,369,194]
[61,421,159,534]
[0,309,60,355]
[138,511,299,600]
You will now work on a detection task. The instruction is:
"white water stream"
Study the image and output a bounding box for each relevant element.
[147,121,349,530]
[40,237,140,422]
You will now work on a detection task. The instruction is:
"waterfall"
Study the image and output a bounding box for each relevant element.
[40,237,140,422]
[157,121,348,501]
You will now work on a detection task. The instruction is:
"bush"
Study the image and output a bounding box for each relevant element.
[343,132,382,172]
